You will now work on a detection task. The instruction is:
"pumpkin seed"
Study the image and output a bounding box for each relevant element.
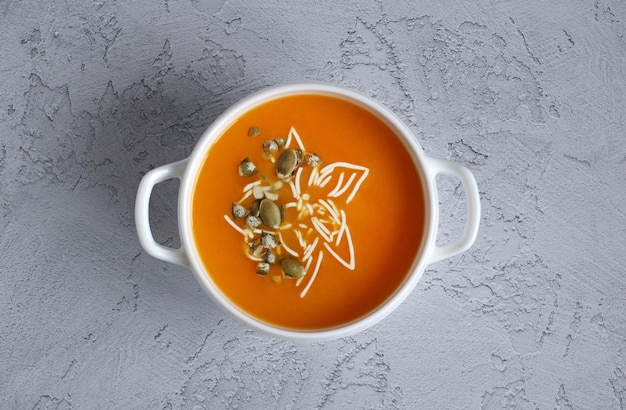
[281,258,305,279]
[247,238,260,250]
[250,199,262,217]
[231,203,249,220]
[252,241,265,257]
[276,149,301,179]
[306,153,323,167]
[238,157,258,177]
[264,250,277,264]
[256,262,270,276]
[262,140,279,159]
[261,232,279,249]
[248,126,262,137]
[263,140,279,152]
[259,199,282,228]
[246,215,262,229]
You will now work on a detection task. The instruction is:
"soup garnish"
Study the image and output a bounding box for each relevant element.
[224,126,369,298]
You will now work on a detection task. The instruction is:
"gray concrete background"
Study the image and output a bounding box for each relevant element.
[1,0,625,408]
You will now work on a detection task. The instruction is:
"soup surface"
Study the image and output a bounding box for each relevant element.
[192,93,425,330]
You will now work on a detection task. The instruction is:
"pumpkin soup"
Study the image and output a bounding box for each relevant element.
[192,94,425,330]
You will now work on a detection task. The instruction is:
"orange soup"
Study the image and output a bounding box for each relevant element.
[192,94,425,330]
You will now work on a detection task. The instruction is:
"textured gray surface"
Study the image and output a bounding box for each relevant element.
[1,0,625,408]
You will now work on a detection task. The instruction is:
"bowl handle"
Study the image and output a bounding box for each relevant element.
[424,156,481,264]
[135,159,190,267]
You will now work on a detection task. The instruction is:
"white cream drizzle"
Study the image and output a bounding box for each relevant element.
[328,172,345,197]
[245,253,264,262]
[319,162,369,204]
[307,166,319,187]
[290,126,306,151]
[323,225,355,270]
[295,167,303,198]
[278,231,299,257]
[288,180,298,200]
[295,229,306,248]
[318,174,333,188]
[224,214,246,236]
[300,250,323,298]
[311,217,332,243]
[331,172,357,198]
[302,236,319,262]
[318,199,340,224]
[335,209,348,247]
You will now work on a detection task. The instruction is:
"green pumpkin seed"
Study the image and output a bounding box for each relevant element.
[247,238,260,250]
[246,215,262,229]
[250,199,262,217]
[252,241,265,257]
[262,140,279,159]
[231,203,249,220]
[256,262,270,276]
[259,199,282,228]
[248,126,262,137]
[281,258,305,279]
[263,140,279,152]
[238,157,258,177]
[264,250,277,264]
[306,153,323,167]
[276,149,301,179]
[261,232,279,249]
